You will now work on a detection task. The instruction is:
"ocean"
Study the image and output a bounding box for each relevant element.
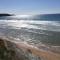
[0,14,60,60]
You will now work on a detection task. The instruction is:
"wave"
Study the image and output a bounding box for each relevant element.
[0,20,60,46]
[0,20,60,32]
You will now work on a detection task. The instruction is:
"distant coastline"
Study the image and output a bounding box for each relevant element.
[0,13,14,17]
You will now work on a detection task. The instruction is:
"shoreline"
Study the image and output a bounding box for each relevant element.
[0,37,60,60]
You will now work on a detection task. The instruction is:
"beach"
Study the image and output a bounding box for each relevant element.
[0,14,60,60]
[0,37,60,60]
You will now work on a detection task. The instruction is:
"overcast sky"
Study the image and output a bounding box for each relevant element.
[0,0,60,14]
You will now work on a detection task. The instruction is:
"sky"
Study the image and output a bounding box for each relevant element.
[0,0,60,14]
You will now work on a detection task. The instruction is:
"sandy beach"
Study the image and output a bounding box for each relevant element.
[16,42,60,60]
[0,37,60,60]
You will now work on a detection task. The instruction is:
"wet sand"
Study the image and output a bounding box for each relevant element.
[16,42,60,60]
[0,37,60,60]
